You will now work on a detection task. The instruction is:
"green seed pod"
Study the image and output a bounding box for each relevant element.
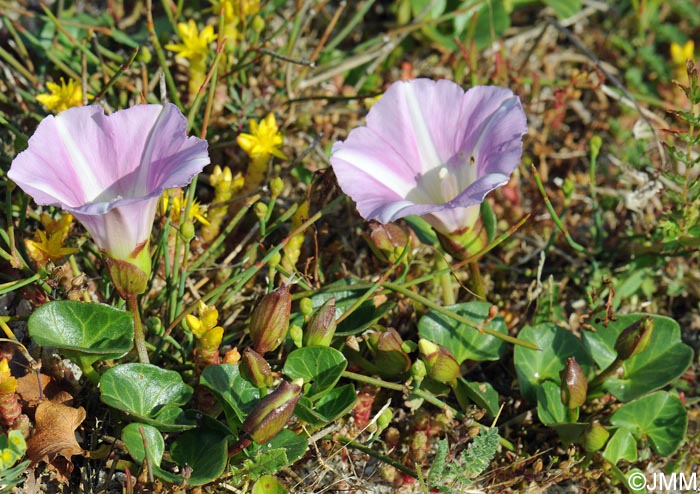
[367,220,408,264]
[614,316,654,360]
[560,356,588,409]
[242,379,302,444]
[249,285,292,354]
[303,298,337,347]
[289,324,303,348]
[375,329,411,377]
[240,348,273,388]
[299,297,314,317]
[180,220,196,241]
[269,177,284,198]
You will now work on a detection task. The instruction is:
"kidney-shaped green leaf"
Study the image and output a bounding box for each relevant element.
[514,323,594,402]
[28,301,133,362]
[418,302,507,363]
[610,391,687,457]
[170,427,229,486]
[582,314,693,402]
[121,423,164,467]
[100,363,194,431]
[283,347,346,399]
[200,364,260,426]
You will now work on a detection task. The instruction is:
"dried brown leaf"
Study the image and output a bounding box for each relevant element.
[26,401,86,468]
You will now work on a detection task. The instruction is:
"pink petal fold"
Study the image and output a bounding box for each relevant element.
[9,103,210,259]
[330,79,527,235]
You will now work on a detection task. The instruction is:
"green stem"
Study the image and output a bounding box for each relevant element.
[436,256,455,306]
[467,262,486,300]
[342,370,463,419]
[333,434,417,479]
[589,356,623,391]
[381,281,538,350]
[127,295,150,364]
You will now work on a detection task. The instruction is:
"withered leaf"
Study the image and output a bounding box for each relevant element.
[26,401,86,467]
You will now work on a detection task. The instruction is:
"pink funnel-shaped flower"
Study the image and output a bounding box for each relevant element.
[9,103,210,261]
[330,79,527,235]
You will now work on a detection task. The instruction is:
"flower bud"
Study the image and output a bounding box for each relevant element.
[242,379,302,444]
[289,324,303,348]
[411,358,427,381]
[254,202,268,221]
[269,177,284,198]
[582,421,610,452]
[374,329,411,377]
[180,220,195,241]
[614,316,654,360]
[240,348,273,388]
[249,285,292,354]
[303,298,337,347]
[418,339,461,386]
[367,221,408,264]
[560,356,588,409]
[299,297,314,316]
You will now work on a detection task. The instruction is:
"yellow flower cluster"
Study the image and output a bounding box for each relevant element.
[237,113,287,160]
[0,359,17,395]
[36,78,86,113]
[25,213,78,265]
[186,300,224,352]
[161,189,210,226]
[201,165,245,243]
[165,20,217,62]
[210,0,262,47]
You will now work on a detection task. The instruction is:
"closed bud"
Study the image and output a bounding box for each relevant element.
[299,297,314,316]
[303,298,337,347]
[368,220,408,263]
[254,202,268,221]
[374,329,411,377]
[560,356,588,409]
[582,421,610,452]
[269,177,284,198]
[614,316,654,360]
[249,285,292,354]
[411,359,427,381]
[242,379,302,444]
[240,348,273,388]
[289,324,303,348]
[180,220,195,241]
[418,339,461,386]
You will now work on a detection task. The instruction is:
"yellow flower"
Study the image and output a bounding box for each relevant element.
[237,113,287,159]
[670,40,695,81]
[671,40,695,66]
[0,359,17,394]
[36,78,85,113]
[25,213,78,265]
[211,0,260,21]
[186,301,224,348]
[161,189,210,226]
[165,20,217,62]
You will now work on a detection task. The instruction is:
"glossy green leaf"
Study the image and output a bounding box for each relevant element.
[283,347,347,399]
[536,381,567,426]
[232,430,308,484]
[253,475,288,494]
[543,0,581,19]
[454,378,499,417]
[200,364,260,426]
[514,323,594,402]
[610,391,687,456]
[100,363,194,431]
[121,423,164,467]
[582,314,693,402]
[295,384,356,426]
[418,302,507,363]
[28,301,133,366]
[291,279,394,337]
[170,428,229,486]
[265,429,308,463]
[603,428,638,464]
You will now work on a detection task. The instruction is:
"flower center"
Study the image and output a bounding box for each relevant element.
[438,166,459,202]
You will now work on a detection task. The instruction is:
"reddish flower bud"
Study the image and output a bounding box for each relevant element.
[614,316,654,360]
[374,329,411,377]
[368,221,408,263]
[249,285,292,354]
[303,298,337,347]
[240,348,273,388]
[560,356,588,409]
[242,379,302,444]
[418,339,461,386]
